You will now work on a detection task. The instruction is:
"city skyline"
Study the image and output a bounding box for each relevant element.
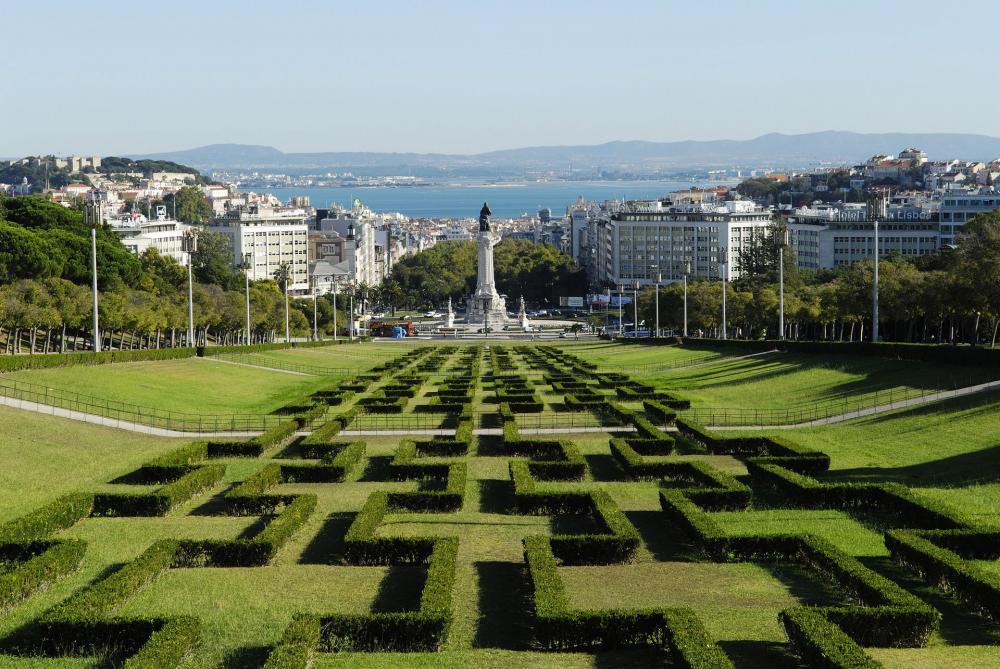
[4,0,1000,157]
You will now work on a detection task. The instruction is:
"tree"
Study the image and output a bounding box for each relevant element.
[192,230,242,291]
[162,186,213,224]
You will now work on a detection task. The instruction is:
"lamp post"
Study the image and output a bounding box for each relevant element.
[311,276,319,342]
[349,283,355,341]
[618,286,623,337]
[88,203,101,352]
[242,252,252,346]
[652,267,660,338]
[633,280,640,338]
[719,247,728,340]
[873,218,880,342]
[683,262,690,338]
[777,226,787,340]
[331,276,338,342]
[183,229,198,346]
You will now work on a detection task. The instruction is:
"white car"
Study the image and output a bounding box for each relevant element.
[424,310,441,318]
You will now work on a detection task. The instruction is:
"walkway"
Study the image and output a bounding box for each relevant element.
[3,377,998,437]
[196,356,316,376]
[0,394,259,438]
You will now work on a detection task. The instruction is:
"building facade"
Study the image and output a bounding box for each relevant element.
[209,204,309,293]
[587,200,774,287]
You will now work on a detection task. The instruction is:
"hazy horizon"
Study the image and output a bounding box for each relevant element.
[4,0,1000,157]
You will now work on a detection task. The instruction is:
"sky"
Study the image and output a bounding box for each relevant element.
[3,0,1000,157]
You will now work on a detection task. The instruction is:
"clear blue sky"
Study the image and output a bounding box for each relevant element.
[3,0,999,157]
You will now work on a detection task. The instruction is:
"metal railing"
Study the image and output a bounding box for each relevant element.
[684,381,1000,427]
[0,377,289,433]
[209,352,353,377]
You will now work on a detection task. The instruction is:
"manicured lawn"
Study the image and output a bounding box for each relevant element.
[561,561,834,642]
[554,341,722,370]
[0,405,183,521]
[5,357,336,415]
[732,392,1000,485]
[711,509,890,557]
[654,353,996,411]
[2,341,999,667]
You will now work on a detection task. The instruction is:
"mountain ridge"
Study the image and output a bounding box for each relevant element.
[127,131,1000,173]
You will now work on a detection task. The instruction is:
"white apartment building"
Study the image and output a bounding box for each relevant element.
[317,210,381,287]
[110,207,193,265]
[938,189,1000,245]
[588,200,773,287]
[788,205,941,270]
[210,204,309,293]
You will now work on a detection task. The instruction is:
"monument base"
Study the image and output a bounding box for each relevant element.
[466,293,508,325]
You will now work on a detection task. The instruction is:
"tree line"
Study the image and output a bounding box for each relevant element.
[0,196,347,353]
[388,238,586,309]
[628,210,1000,345]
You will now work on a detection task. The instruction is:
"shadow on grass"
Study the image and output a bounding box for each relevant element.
[473,561,534,649]
[824,443,1000,486]
[716,640,797,669]
[478,480,513,514]
[219,645,271,669]
[625,510,698,562]
[299,512,354,564]
[861,556,1000,646]
[371,566,425,613]
[585,453,627,482]
[358,456,392,482]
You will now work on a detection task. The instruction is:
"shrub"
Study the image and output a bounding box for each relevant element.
[0,493,94,543]
[0,539,87,612]
[781,607,883,669]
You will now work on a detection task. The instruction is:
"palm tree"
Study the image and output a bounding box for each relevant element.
[273,262,291,342]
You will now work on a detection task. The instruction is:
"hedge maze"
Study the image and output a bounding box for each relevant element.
[1,342,998,668]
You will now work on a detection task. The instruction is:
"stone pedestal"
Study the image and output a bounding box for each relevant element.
[466,228,508,325]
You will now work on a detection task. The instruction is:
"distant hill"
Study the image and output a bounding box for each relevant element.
[130,131,1000,174]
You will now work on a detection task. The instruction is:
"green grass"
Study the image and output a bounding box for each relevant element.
[648,352,995,411]
[710,509,890,557]
[5,357,336,415]
[868,645,1000,668]
[561,561,833,642]
[730,392,1000,486]
[0,405,183,521]
[119,565,394,669]
[1,341,999,667]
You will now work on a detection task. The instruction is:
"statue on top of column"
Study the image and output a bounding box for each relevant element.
[479,202,492,232]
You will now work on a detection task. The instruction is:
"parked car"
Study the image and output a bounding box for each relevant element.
[424,310,441,318]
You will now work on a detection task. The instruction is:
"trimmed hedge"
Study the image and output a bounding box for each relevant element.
[93,464,224,517]
[0,539,87,612]
[748,463,966,529]
[523,535,733,666]
[675,418,830,474]
[282,441,366,483]
[659,490,940,648]
[886,528,1000,620]
[781,607,883,669]
[0,493,94,543]
[0,347,196,373]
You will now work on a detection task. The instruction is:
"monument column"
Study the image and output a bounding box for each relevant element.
[468,202,507,325]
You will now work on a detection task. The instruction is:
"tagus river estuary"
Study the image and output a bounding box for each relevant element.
[256,180,734,218]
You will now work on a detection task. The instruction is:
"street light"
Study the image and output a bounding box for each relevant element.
[310,275,319,342]
[618,286,625,337]
[182,229,198,346]
[87,203,101,352]
[683,262,690,338]
[349,282,355,341]
[330,276,339,342]
[719,247,728,340]
[872,195,885,343]
[649,264,660,338]
[241,252,252,346]
[633,280,640,338]
[776,226,788,340]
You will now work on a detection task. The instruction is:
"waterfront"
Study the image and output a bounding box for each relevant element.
[255,180,733,218]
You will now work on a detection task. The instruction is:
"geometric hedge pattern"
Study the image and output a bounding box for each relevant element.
[0,343,995,669]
